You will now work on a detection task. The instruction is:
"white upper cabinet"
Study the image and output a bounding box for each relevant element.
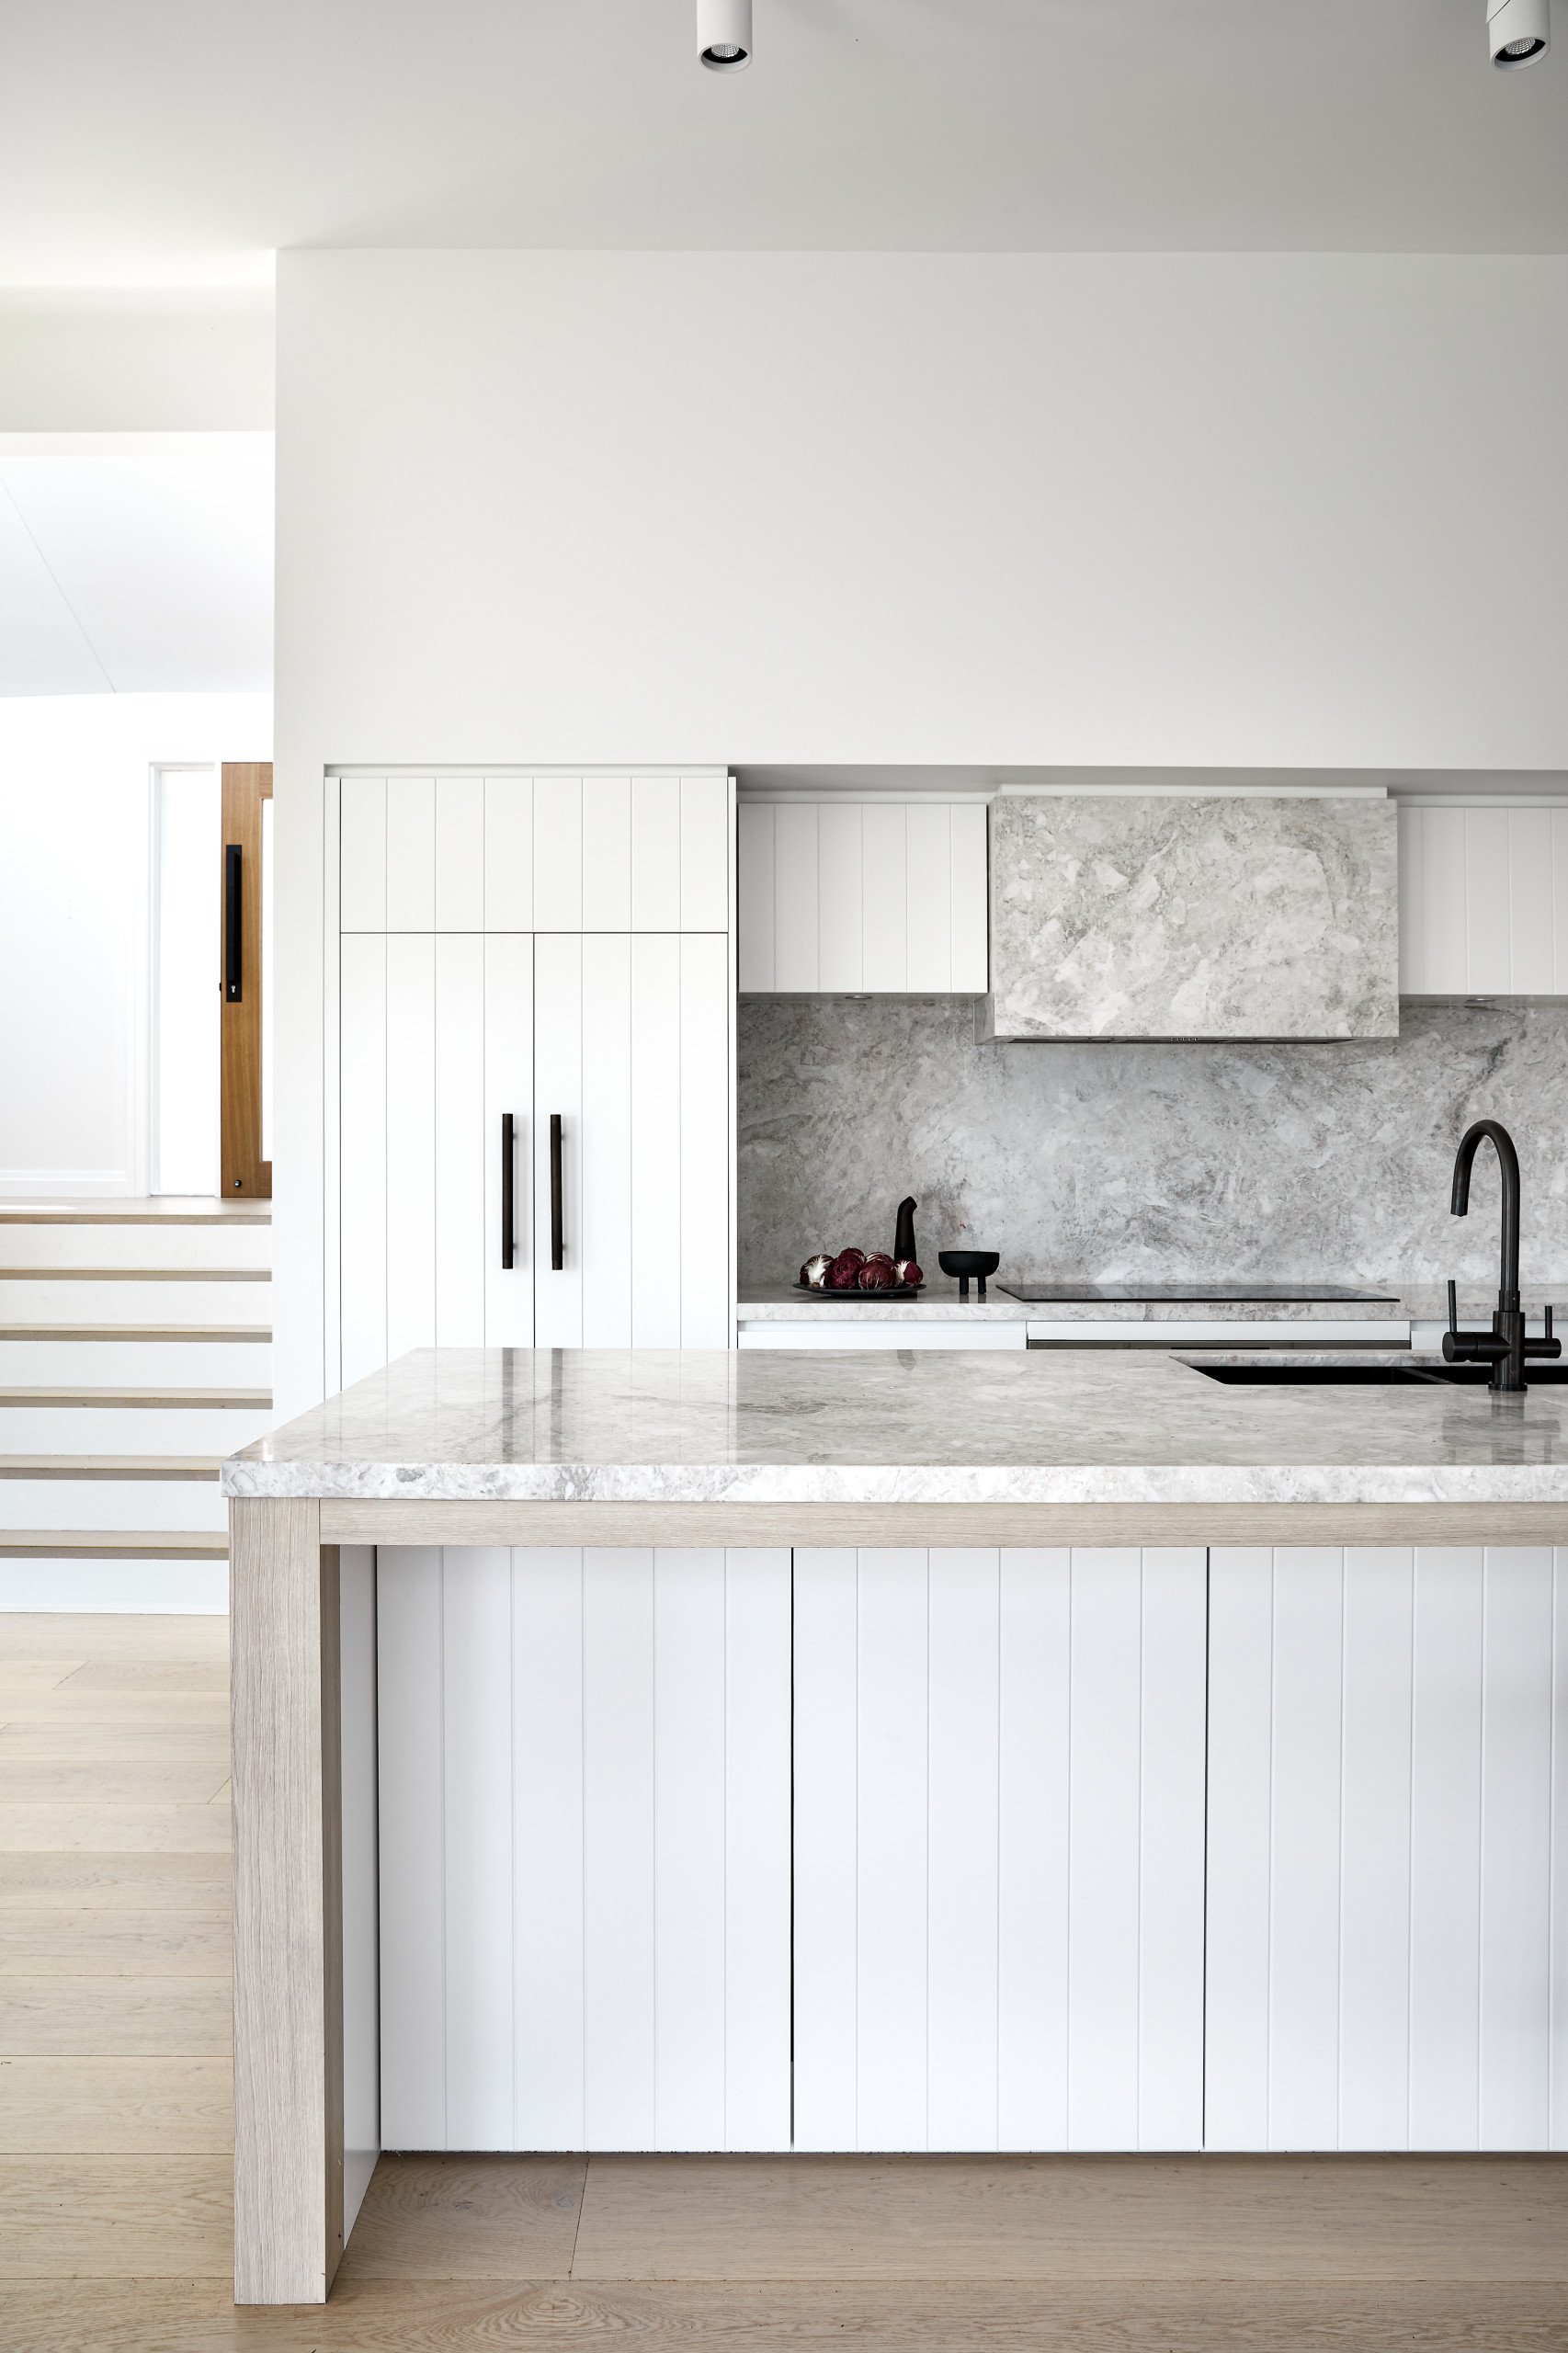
[341,771,732,933]
[738,801,988,994]
[1398,802,1568,995]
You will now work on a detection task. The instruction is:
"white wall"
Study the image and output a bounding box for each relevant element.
[0,693,272,1196]
[273,250,1568,1410]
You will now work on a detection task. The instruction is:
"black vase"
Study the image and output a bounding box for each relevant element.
[893,1196,917,1265]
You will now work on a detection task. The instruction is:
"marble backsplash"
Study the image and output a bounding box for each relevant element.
[738,995,1568,1290]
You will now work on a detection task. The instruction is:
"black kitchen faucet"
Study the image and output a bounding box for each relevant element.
[1442,1119,1560,1393]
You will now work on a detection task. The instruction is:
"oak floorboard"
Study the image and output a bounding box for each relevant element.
[0,1802,231,1851]
[0,1973,232,2053]
[56,1660,230,1694]
[0,2054,232,2152]
[3,2277,1567,2352]
[0,1723,231,1762]
[0,1850,231,1907]
[0,2154,232,2277]
[568,2154,1568,2282]
[0,1907,230,1973]
[0,1688,231,1727]
[337,2154,586,2280]
[0,1613,229,1661]
[0,1758,230,1803]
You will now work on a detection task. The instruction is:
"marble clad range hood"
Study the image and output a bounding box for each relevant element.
[982,790,1400,1043]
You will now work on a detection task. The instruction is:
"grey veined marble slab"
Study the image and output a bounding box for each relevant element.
[225,1347,1568,1506]
[983,795,1399,1040]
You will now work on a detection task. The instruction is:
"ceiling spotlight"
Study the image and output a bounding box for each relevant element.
[699,0,752,71]
[1488,0,1549,65]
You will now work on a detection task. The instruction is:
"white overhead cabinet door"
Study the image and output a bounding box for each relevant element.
[335,770,733,1380]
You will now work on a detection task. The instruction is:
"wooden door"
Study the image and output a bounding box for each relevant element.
[220,762,271,1197]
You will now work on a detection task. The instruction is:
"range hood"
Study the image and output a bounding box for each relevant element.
[981,793,1399,1042]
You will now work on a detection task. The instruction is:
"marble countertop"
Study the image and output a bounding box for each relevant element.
[224,1346,1568,1507]
[737,1282,1406,1324]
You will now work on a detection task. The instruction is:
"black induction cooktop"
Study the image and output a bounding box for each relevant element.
[999,1283,1401,1304]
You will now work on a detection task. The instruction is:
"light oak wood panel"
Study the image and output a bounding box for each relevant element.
[0,1907,229,1973]
[2,2275,1566,2353]
[231,1498,344,2305]
[220,760,272,1199]
[336,2155,585,2280]
[0,1972,231,2053]
[0,1850,232,1908]
[0,2154,232,2278]
[0,1532,229,1560]
[321,1497,1568,1550]
[0,1759,229,1804]
[0,2054,232,2151]
[569,2153,1568,2281]
[0,1803,231,1852]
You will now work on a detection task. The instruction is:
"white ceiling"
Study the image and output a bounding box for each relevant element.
[0,0,1564,277]
[0,437,273,696]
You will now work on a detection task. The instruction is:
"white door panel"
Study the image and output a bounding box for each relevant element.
[533,934,583,1347]
[378,1545,792,2152]
[793,1546,1207,2154]
[483,934,533,1347]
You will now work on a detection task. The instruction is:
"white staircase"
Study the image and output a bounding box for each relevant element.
[0,1199,273,1611]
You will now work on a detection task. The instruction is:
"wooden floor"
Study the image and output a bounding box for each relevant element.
[2,1614,1565,2351]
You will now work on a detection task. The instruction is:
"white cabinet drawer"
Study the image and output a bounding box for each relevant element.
[738,1321,1025,1349]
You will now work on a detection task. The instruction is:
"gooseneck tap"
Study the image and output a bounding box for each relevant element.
[1442,1119,1559,1393]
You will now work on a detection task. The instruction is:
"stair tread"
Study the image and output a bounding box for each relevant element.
[0,1387,270,1408]
[0,1531,229,1558]
[0,1324,271,1343]
[0,1457,223,1479]
[0,1199,269,1226]
[0,1267,270,1281]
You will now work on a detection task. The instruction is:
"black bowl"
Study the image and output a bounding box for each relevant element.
[938,1249,1000,1300]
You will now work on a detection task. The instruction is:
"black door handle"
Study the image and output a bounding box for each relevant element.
[224,845,243,1002]
[501,1113,516,1269]
[550,1114,564,1271]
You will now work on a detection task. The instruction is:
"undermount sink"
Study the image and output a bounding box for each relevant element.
[1193,1361,1568,1387]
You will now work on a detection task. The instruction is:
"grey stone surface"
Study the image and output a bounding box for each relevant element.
[225,1345,1568,1506]
[737,995,1568,1296]
[984,795,1399,1040]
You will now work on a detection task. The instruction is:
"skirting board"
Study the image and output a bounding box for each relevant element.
[316,1499,1568,1550]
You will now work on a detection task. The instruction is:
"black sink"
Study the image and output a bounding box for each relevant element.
[1193,1361,1568,1386]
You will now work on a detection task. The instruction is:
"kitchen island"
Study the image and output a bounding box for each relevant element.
[225,1346,1568,2303]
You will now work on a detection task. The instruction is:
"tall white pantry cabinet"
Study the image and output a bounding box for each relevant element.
[327,769,734,1385]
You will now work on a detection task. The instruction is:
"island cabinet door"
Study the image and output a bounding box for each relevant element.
[792,1548,1209,2153]
[376,1544,792,2153]
[1206,1546,1568,2154]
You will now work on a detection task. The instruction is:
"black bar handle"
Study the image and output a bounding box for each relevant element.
[500,1113,516,1270]
[550,1114,564,1271]
[1447,1279,1458,1336]
[224,844,243,1002]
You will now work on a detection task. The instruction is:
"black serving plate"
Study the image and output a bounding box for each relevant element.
[792,1280,925,1297]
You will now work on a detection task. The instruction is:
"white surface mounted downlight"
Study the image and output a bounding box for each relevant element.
[699,0,752,70]
[1488,0,1549,65]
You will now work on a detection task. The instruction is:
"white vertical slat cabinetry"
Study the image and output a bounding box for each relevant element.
[1398,802,1568,993]
[738,801,988,993]
[1206,1546,1568,2152]
[340,773,731,935]
[377,1545,792,2153]
[335,768,733,1368]
[792,1546,1208,2154]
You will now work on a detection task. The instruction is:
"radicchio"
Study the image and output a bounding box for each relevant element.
[828,1248,868,1290]
[895,1260,923,1287]
[800,1254,833,1290]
